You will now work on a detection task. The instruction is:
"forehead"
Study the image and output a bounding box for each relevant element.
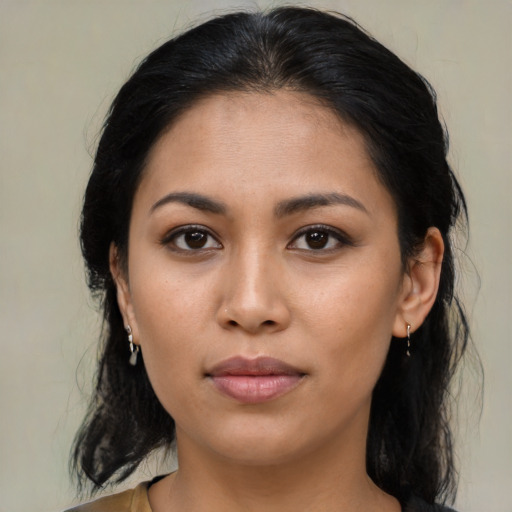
[136,90,392,218]
[173,90,345,136]
[153,90,364,158]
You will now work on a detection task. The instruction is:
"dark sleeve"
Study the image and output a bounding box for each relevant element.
[403,495,457,512]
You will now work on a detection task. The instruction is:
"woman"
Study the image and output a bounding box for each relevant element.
[69,6,468,512]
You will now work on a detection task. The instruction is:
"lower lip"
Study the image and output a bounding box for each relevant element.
[210,374,303,404]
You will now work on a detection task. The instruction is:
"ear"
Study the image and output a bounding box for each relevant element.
[393,227,444,337]
[109,243,139,343]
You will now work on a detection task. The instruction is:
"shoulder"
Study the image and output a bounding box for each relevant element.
[403,495,458,512]
[63,481,152,512]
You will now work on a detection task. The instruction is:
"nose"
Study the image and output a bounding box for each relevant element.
[216,248,291,335]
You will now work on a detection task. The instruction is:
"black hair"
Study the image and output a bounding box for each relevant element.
[73,6,470,505]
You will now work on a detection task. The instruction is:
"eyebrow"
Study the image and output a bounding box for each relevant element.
[150,192,227,215]
[274,193,368,218]
[150,191,368,217]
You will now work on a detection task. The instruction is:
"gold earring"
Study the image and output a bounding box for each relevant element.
[406,323,411,357]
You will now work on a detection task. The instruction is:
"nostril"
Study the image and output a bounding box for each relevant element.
[226,319,276,328]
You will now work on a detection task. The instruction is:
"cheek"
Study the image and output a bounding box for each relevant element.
[127,268,215,402]
[301,259,403,384]
[130,256,215,334]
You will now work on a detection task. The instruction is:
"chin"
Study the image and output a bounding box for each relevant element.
[198,418,323,467]
[174,415,296,464]
[213,439,308,467]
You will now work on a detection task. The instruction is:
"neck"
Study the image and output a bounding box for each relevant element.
[149,424,399,512]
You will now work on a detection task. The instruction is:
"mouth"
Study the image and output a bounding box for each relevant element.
[206,356,306,404]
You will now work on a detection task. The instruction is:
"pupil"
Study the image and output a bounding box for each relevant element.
[307,231,328,249]
[185,231,207,248]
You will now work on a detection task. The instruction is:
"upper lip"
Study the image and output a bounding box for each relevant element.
[206,356,305,377]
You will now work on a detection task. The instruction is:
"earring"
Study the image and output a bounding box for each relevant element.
[126,325,140,366]
[406,323,411,357]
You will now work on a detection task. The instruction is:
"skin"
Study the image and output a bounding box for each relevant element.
[111,90,444,512]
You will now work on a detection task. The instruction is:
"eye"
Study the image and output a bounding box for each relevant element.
[163,225,222,252]
[289,225,350,251]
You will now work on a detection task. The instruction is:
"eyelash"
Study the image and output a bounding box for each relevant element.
[161,224,352,254]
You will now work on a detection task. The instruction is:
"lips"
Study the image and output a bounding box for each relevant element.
[206,356,305,404]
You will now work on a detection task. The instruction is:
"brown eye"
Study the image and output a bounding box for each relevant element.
[289,225,350,252]
[305,230,329,249]
[185,231,208,248]
[166,226,222,251]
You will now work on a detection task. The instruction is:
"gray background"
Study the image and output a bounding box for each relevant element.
[0,1,510,511]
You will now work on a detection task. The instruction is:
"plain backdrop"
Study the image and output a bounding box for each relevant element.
[0,1,510,511]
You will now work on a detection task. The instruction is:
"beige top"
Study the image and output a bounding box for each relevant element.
[64,481,454,512]
[65,481,153,512]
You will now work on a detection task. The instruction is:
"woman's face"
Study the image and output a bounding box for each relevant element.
[116,91,412,466]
